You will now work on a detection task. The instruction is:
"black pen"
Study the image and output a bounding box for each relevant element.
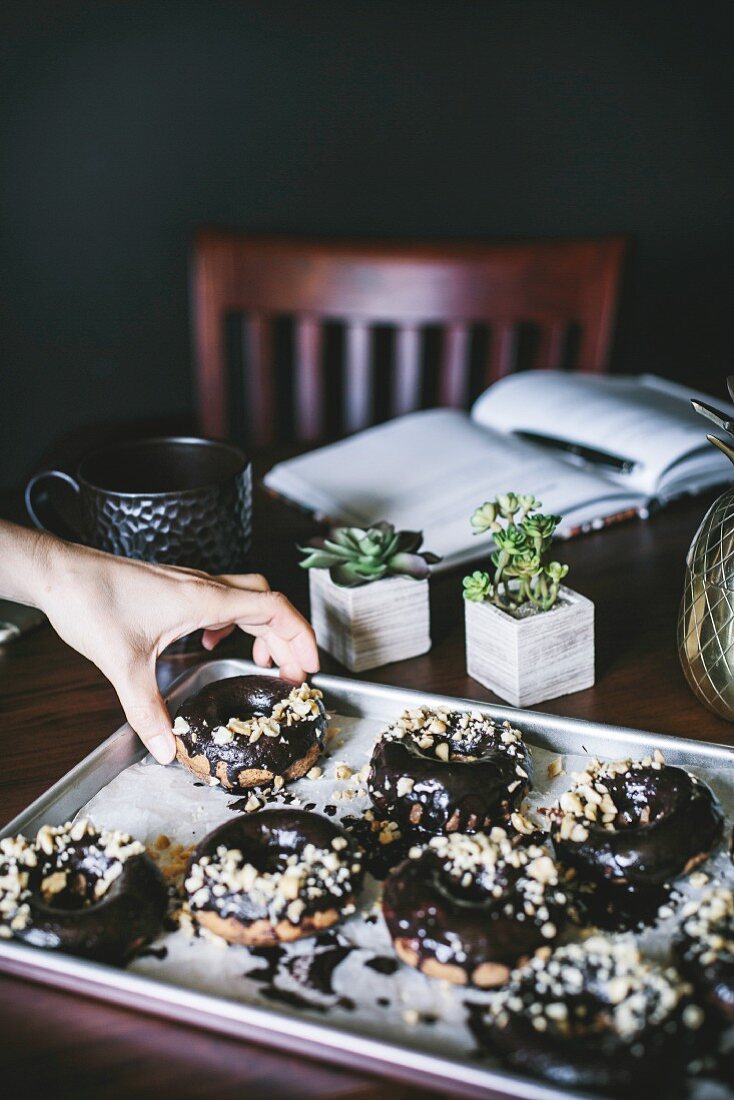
[514,430,639,475]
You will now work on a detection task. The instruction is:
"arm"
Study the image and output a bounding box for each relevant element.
[0,521,319,764]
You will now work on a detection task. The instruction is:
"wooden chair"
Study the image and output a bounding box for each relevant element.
[191,232,627,446]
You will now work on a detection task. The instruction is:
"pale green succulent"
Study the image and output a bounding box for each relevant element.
[463,493,568,612]
[299,522,440,588]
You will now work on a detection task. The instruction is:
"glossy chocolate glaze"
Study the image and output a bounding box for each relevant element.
[479,942,711,1094]
[174,676,326,791]
[676,943,734,1023]
[187,809,364,932]
[552,765,724,892]
[382,838,565,985]
[674,895,734,1022]
[573,878,673,932]
[17,841,167,965]
[482,1004,702,1094]
[245,933,356,1011]
[364,955,399,976]
[368,717,532,836]
[340,813,412,880]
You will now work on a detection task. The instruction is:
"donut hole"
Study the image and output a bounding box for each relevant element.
[409,729,498,765]
[437,861,514,905]
[605,771,679,830]
[34,847,115,911]
[248,835,304,878]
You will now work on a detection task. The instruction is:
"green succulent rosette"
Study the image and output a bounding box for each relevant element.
[299,521,441,588]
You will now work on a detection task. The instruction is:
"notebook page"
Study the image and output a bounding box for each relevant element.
[264,409,641,566]
[471,372,732,497]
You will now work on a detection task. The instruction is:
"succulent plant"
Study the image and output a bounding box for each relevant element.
[463,494,568,612]
[299,521,440,588]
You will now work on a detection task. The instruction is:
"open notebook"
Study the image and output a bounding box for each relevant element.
[264,372,734,570]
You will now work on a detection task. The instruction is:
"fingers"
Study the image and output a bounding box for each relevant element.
[201,624,236,650]
[114,662,176,764]
[252,636,273,667]
[188,576,319,682]
[244,591,320,680]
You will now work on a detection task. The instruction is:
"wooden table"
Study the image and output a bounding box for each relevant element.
[2,475,733,1099]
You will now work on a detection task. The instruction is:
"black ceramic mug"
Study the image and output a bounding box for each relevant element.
[25,437,252,573]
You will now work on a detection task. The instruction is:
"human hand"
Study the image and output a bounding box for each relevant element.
[21,531,318,764]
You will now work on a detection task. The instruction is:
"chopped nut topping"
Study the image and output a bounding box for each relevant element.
[548,756,567,783]
[510,812,535,836]
[488,936,693,1042]
[185,831,361,929]
[422,830,565,938]
[212,725,234,746]
[551,754,672,839]
[181,684,323,750]
[378,708,529,778]
[0,821,145,937]
[679,888,734,968]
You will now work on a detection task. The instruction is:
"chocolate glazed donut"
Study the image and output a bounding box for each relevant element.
[185,809,364,946]
[382,830,566,987]
[368,707,532,835]
[481,937,709,1093]
[550,756,723,894]
[173,676,326,791]
[0,821,167,965]
[674,889,734,1021]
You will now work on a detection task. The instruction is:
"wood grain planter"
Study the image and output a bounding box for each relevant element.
[465,585,594,707]
[308,570,431,673]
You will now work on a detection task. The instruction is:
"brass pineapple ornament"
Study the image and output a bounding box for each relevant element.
[678,376,734,719]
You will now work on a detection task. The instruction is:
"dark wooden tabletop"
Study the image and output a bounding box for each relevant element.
[2,470,733,1099]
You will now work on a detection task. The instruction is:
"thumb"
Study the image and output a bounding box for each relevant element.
[114,662,176,764]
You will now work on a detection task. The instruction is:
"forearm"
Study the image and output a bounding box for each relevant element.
[0,520,61,609]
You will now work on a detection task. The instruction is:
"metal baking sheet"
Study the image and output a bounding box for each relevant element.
[2,657,734,1100]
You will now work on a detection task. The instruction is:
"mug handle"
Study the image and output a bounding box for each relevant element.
[25,470,85,542]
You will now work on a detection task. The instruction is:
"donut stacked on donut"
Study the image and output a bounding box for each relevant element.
[173,676,326,792]
[549,753,723,897]
[674,888,734,1021]
[185,809,364,946]
[0,820,167,964]
[368,706,532,834]
[382,827,567,988]
[482,936,706,1092]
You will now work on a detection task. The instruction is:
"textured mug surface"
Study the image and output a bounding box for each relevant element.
[26,437,252,573]
[678,485,734,720]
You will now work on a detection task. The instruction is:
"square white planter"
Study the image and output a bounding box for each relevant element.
[308,570,431,673]
[465,585,594,708]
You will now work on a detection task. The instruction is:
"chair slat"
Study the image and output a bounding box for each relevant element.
[244,313,274,446]
[344,322,372,433]
[536,322,567,371]
[294,317,324,440]
[439,323,470,407]
[193,232,627,444]
[487,322,516,382]
[393,325,422,416]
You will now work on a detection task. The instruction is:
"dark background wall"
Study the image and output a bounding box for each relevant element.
[1,0,733,492]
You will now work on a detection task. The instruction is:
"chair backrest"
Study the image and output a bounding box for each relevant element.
[191,232,627,446]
